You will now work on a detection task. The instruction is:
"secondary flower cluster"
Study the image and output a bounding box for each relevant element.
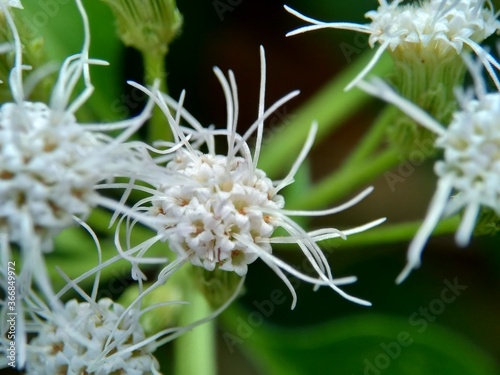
[286,0,500,90]
[286,0,500,280]
[27,298,160,375]
[359,58,500,282]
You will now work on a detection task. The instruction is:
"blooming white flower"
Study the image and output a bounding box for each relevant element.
[23,258,245,375]
[358,56,500,283]
[285,0,500,90]
[26,298,161,375]
[0,0,152,367]
[118,46,385,309]
[0,1,151,285]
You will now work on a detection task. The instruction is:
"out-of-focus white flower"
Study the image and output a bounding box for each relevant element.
[285,0,500,90]
[0,0,152,368]
[0,1,151,287]
[358,56,500,283]
[1,0,22,9]
[26,298,161,375]
[118,46,385,309]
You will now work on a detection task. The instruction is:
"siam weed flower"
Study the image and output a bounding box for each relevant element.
[285,0,500,90]
[118,47,385,309]
[0,1,151,289]
[22,260,245,374]
[0,0,153,366]
[26,298,161,375]
[358,56,500,283]
[286,0,500,156]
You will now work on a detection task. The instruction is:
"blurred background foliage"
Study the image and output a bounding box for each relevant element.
[9,0,500,374]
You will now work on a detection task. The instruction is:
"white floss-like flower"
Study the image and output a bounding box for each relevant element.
[0,1,151,289]
[0,1,153,367]
[23,261,246,375]
[285,0,500,90]
[118,46,385,309]
[26,298,161,375]
[358,56,500,283]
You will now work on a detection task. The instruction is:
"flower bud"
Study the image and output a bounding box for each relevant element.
[101,0,183,56]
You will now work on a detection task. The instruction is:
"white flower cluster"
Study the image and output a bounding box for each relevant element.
[152,149,284,276]
[0,0,156,370]
[1,102,105,250]
[0,0,153,278]
[435,91,500,223]
[358,55,500,282]
[27,298,160,375]
[365,0,499,56]
[286,0,500,89]
[9,0,498,373]
[118,47,385,310]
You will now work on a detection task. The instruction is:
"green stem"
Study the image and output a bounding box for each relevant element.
[143,51,172,143]
[342,105,396,170]
[297,147,400,210]
[258,50,392,178]
[324,216,460,249]
[174,271,216,375]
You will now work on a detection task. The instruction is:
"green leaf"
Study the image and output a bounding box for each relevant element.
[17,1,124,121]
[232,314,498,375]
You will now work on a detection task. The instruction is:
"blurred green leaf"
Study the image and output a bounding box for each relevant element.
[18,1,124,121]
[224,313,498,375]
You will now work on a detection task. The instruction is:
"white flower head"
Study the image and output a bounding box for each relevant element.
[285,0,500,90]
[0,0,151,278]
[0,0,152,366]
[358,55,500,282]
[26,298,161,375]
[120,46,385,309]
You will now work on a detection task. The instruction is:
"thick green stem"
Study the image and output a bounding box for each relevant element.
[174,272,217,375]
[258,50,392,178]
[296,147,400,210]
[143,51,172,143]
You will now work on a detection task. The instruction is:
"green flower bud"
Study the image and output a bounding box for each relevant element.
[0,9,52,102]
[191,265,244,309]
[101,0,182,56]
[118,282,184,336]
[386,48,467,156]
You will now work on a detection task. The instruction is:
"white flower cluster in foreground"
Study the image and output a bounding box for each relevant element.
[27,298,160,375]
[118,47,384,309]
[285,0,500,89]
[358,56,500,282]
